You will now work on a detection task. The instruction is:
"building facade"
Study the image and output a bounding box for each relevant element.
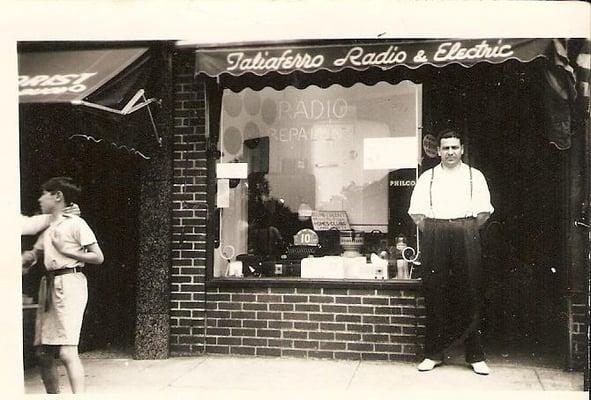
[19,39,589,373]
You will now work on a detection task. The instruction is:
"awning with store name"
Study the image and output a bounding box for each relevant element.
[18,47,162,159]
[194,37,589,150]
[194,38,561,77]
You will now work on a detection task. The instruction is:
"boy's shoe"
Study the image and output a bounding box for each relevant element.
[471,361,490,375]
[417,358,443,371]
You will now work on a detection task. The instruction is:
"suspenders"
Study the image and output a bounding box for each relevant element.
[429,165,473,215]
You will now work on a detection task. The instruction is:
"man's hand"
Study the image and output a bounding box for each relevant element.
[476,212,491,229]
[62,203,80,217]
[410,214,426,232]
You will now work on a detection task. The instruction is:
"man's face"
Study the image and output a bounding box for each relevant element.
[438,137,464,168]
[38,190,59,214]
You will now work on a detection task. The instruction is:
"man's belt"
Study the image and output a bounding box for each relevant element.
[427,217,476,223]
[44,267,83,311]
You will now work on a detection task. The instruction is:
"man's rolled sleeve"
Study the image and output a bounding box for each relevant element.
[408,170,430,217]
[472,170,494,215]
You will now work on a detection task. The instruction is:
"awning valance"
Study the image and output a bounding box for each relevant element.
[194,38,555,77]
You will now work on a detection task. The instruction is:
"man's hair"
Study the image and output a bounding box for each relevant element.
[41,176,81,205]
[437,129,463,145]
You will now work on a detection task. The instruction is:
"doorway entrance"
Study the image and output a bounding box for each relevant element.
[462,63,568,368]
[20,104,140,359]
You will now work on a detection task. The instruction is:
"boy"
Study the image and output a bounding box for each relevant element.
[22,177,104,393]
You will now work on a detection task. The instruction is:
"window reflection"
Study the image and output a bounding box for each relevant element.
[214,82,422,280]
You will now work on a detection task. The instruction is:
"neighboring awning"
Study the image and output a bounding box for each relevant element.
[194,38,556,77]
[18,48,148,103]
[18,47,162,159]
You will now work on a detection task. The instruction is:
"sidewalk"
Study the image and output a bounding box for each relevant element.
[23,353,586,397]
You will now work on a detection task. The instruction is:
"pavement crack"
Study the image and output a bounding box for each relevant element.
[345,361,362,390]
[533,369,546,391]
[166,358,208,387]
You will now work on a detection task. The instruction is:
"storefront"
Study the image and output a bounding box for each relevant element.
[18,42,174,362]
[168,38,589,369]
[18,38,589,372]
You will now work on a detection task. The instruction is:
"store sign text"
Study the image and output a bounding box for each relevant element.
[227,50,324,71]
[267,97,352,143]
[390,180,416,187]
[268,125,354,143]
[277,98,349,121]
[222,40,514,73]
[18,73,97,96]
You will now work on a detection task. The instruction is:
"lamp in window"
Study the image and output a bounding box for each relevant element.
[297,203,312,221]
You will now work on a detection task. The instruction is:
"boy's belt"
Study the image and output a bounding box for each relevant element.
[44,267,83,311]
[46,266,82,277]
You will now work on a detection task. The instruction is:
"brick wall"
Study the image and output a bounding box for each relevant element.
[169,52,208,355]
[570,290,589,369]
[205,287,425,361]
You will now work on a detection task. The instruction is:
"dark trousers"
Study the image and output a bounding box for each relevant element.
[421,218,485,363]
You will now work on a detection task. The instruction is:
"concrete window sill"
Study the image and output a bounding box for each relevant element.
[206,277,422,290]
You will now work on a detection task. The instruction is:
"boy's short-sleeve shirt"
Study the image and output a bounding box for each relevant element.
[34,215,97,271]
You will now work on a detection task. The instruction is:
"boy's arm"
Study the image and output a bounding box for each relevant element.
[22,234,44,274]
[22,248,43,275]
[83,243,104,265]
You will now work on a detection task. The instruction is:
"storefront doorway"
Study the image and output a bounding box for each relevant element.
[20,104,141,358]
[426,60,570,367]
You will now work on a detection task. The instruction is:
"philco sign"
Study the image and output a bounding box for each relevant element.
[390,179,416,187]
[18,73,97,96]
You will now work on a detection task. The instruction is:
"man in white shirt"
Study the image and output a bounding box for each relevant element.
[408,129,493,375]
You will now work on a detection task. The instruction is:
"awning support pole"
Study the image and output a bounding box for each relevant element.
[143,93,162,146]
[71,89,163,146]
[71,89,161,116]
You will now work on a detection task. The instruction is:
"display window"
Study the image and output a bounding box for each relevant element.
[214,81,422,280]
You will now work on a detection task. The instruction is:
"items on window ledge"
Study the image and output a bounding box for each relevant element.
[228,215,419,280]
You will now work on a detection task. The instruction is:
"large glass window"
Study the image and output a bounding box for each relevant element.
[214,81,422,280]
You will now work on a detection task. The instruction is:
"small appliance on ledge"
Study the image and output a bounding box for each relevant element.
[339,230,364,258]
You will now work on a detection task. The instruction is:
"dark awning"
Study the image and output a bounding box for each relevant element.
[18,48,148,103]
[18,47,162,159]
[194,38,556,77]
[194,38,589,150]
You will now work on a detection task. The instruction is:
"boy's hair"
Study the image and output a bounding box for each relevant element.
[41,177,81,205]
[438,129,463,146]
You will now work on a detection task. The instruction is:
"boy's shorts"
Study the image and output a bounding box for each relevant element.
[34,272,88,346]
